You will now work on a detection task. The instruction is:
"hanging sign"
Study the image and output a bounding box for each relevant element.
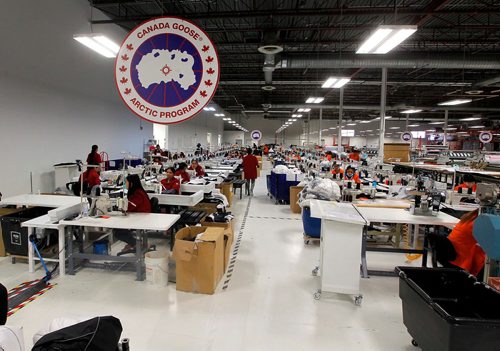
[401,131,412,142]
[251,130,262,141]
[479,131,493,143]
[115,17,220,124]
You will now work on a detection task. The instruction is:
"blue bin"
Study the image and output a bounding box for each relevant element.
[93,239,109,255]
[302,206,321,238]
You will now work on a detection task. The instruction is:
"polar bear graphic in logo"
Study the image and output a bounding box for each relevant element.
[131,34,202,107]
[115,17,220,124]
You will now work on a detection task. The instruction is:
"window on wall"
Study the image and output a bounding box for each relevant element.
[341,129,355,137]
[217,134,221,147]
[411,131,426,139]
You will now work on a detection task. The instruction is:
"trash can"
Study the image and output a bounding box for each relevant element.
[0,208,26,257]
[396,266,500,351]
[1,207,53,257]
[302,206,321,238]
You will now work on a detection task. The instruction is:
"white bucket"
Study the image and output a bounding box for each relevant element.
[145,251,169,287]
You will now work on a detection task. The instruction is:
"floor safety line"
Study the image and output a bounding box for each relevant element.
[247,215,301,221]
[7,279,55,317]
[222,196,252,291]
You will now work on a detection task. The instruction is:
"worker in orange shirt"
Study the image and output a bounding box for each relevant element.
[454,174,477,193]
[349,149,360,161]
[344,166,361,184]
[331,163,344,179]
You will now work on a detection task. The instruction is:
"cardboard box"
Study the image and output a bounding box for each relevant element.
[222,227,234,273]
[173,226,225,294]
[289,186,304,214]
[216,182,233,207]
[200,218,234,237]
[190,202,219,213]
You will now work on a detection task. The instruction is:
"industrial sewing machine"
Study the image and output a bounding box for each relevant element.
[445,187,477,206]
[409,176,442,216]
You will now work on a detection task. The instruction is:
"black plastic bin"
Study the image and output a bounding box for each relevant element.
[1,207,53,256]
[396,266,500,351]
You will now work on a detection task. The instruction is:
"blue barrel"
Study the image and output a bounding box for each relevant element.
[302,206,321,238]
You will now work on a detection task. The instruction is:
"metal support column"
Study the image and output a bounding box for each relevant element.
[443,109,449,146]
[319,108,323,146]
[307,111,311,146]
[378,68,388,161]
[338,87,344,152]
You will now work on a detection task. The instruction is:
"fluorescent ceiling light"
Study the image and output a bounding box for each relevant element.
[469,125,485,129]
[291,119,297,121]
[296,114,303,118]
[303,108,311,112]
[401,109,422,114]
[438,99,472,106]
[314,97,324,103]
[356,25,417,54]
[322,77,351,89]
[214,113,225,117]
[222,118,230,121]
[445,127,457,131]
[359,120,370,124]
[306,97,315,103]
[459,117,481,121]
[389,127,400,130]
[457,132,468,134]
[74,34,119,58]
[347,123,356,126]
[306,97,324,104]
[408,124,420,127]
[426,129,435,132]
[429,121,445,125]
[329,127,336,129]
[366,129,373,132]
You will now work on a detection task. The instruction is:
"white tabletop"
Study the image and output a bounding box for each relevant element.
[181,182,216,194]
[0,194,81,208]
[150,190,203,206]
[21,214,61,230]
[354,206,459,228]
[310,200,367,225]
[60,213,180,231]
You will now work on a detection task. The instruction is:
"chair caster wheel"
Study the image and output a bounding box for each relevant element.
[411,339,418,347]
[354,295,363,306]
[313,290,321,300]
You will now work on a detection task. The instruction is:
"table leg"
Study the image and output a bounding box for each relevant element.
[136,231,143,281]
[28,227,35,273]
[58,226,66,277]
[361,226,369,278]
[395,223,401,248]
[68,227,75,275]
[422,226,430,267]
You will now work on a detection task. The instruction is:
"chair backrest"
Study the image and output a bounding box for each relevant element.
[150,197,160,213]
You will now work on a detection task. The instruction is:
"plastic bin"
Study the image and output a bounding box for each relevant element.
[1,207,53,256]
[302,206,321,238]
[396,266,500,351]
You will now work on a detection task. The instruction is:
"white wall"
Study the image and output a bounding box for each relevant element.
[167,112,223,153]
[223,131,245,146]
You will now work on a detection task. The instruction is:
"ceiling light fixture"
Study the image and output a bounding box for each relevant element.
[322,77,351,89]
[429,121,445,125]
[356,25,417,54]
[306,97,324,104]
[438,99,472,106]
[389,127,400,130]
[407,124,420,127]
[73,34,119,58]
[459,117,481,121]
[469,125,485,129]
[401,109,422,114]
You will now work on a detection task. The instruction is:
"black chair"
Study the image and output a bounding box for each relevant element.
[0,283,7,325]
[150,197,160,213]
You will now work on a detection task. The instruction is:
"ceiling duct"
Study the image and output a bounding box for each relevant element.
[278,53,500,70]
[258,31,283,89]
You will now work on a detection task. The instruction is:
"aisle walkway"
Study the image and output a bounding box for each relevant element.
[1,160,418,350]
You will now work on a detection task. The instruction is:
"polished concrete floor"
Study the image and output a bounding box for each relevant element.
[1,161,423,350]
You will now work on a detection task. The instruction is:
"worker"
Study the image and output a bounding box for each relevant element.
[116,174,151,255]
[188,159,205,177]
[331,163,344,178]
[326,152,333,162]
[264,145,269,155]
[454,174,477,193]
[86,145,102,168]
[242,147,259,196]
[161,167,180,194]
[349,149,360,161]
[175,162,191,183]
[83,166,101,193]
[152,145,163,164]
[429,209,485,277]
[344,166,361,184]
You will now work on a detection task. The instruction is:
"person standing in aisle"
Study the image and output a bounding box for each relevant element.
[242,148,259,196]
[86,145,102,168]
[116,174,151,255]
[161,167,180,194]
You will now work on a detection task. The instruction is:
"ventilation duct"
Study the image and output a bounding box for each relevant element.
[258,31,282,89]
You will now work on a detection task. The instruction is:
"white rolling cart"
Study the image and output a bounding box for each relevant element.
[310,200,368,306]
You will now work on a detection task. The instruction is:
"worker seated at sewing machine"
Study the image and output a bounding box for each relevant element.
[188,159,205,177]
[175,162,191,183]
[454,174,477,193]
[429,209,485,279]
[331,163,344,179]
[161,167,180,194]
[344,166,361,184]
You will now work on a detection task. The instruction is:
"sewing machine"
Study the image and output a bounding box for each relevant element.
[445,187,477,206]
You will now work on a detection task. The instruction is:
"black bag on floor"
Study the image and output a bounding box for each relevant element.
[32,316,122,351]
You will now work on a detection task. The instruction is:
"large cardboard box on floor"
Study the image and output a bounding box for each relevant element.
[199,219,235,272]
[173,226,225,294]
[216,182,233,207]
[289,186,304,214]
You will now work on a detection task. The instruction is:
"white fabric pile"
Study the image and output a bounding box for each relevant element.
[298,178,341,207]
[272,164,289,174]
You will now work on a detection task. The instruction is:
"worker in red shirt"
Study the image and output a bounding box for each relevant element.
[116,174,152,255]
[161,167,180,194]
[454,174,477,193]
[429,209,485,278]
[344,166,361,184]
[86,144,102,168]
[188,159,205,177]
[242,148,259,196]
[175,162,191,183]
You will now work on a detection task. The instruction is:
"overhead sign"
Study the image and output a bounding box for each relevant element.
[479,131,493,143]
[401,131,412,142]
[115,17,220,124]
[251,130,262,141]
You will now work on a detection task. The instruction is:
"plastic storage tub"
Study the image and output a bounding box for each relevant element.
[302,206,321,239]
[396,266,500,351]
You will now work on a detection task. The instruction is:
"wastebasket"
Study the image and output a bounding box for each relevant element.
[1,207,54,257]
[396,266,500,351]
[0,208,26,257]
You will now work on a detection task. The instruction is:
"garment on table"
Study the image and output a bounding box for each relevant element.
[448,219,485,276]
[242,154,259,180]
[175,170,190,183]
[161,177,180,194]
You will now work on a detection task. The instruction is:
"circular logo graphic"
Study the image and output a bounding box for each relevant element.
[251,130,262,141]
[401,131,412,142]
[479,131,493,143]
[115,17,220,124]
